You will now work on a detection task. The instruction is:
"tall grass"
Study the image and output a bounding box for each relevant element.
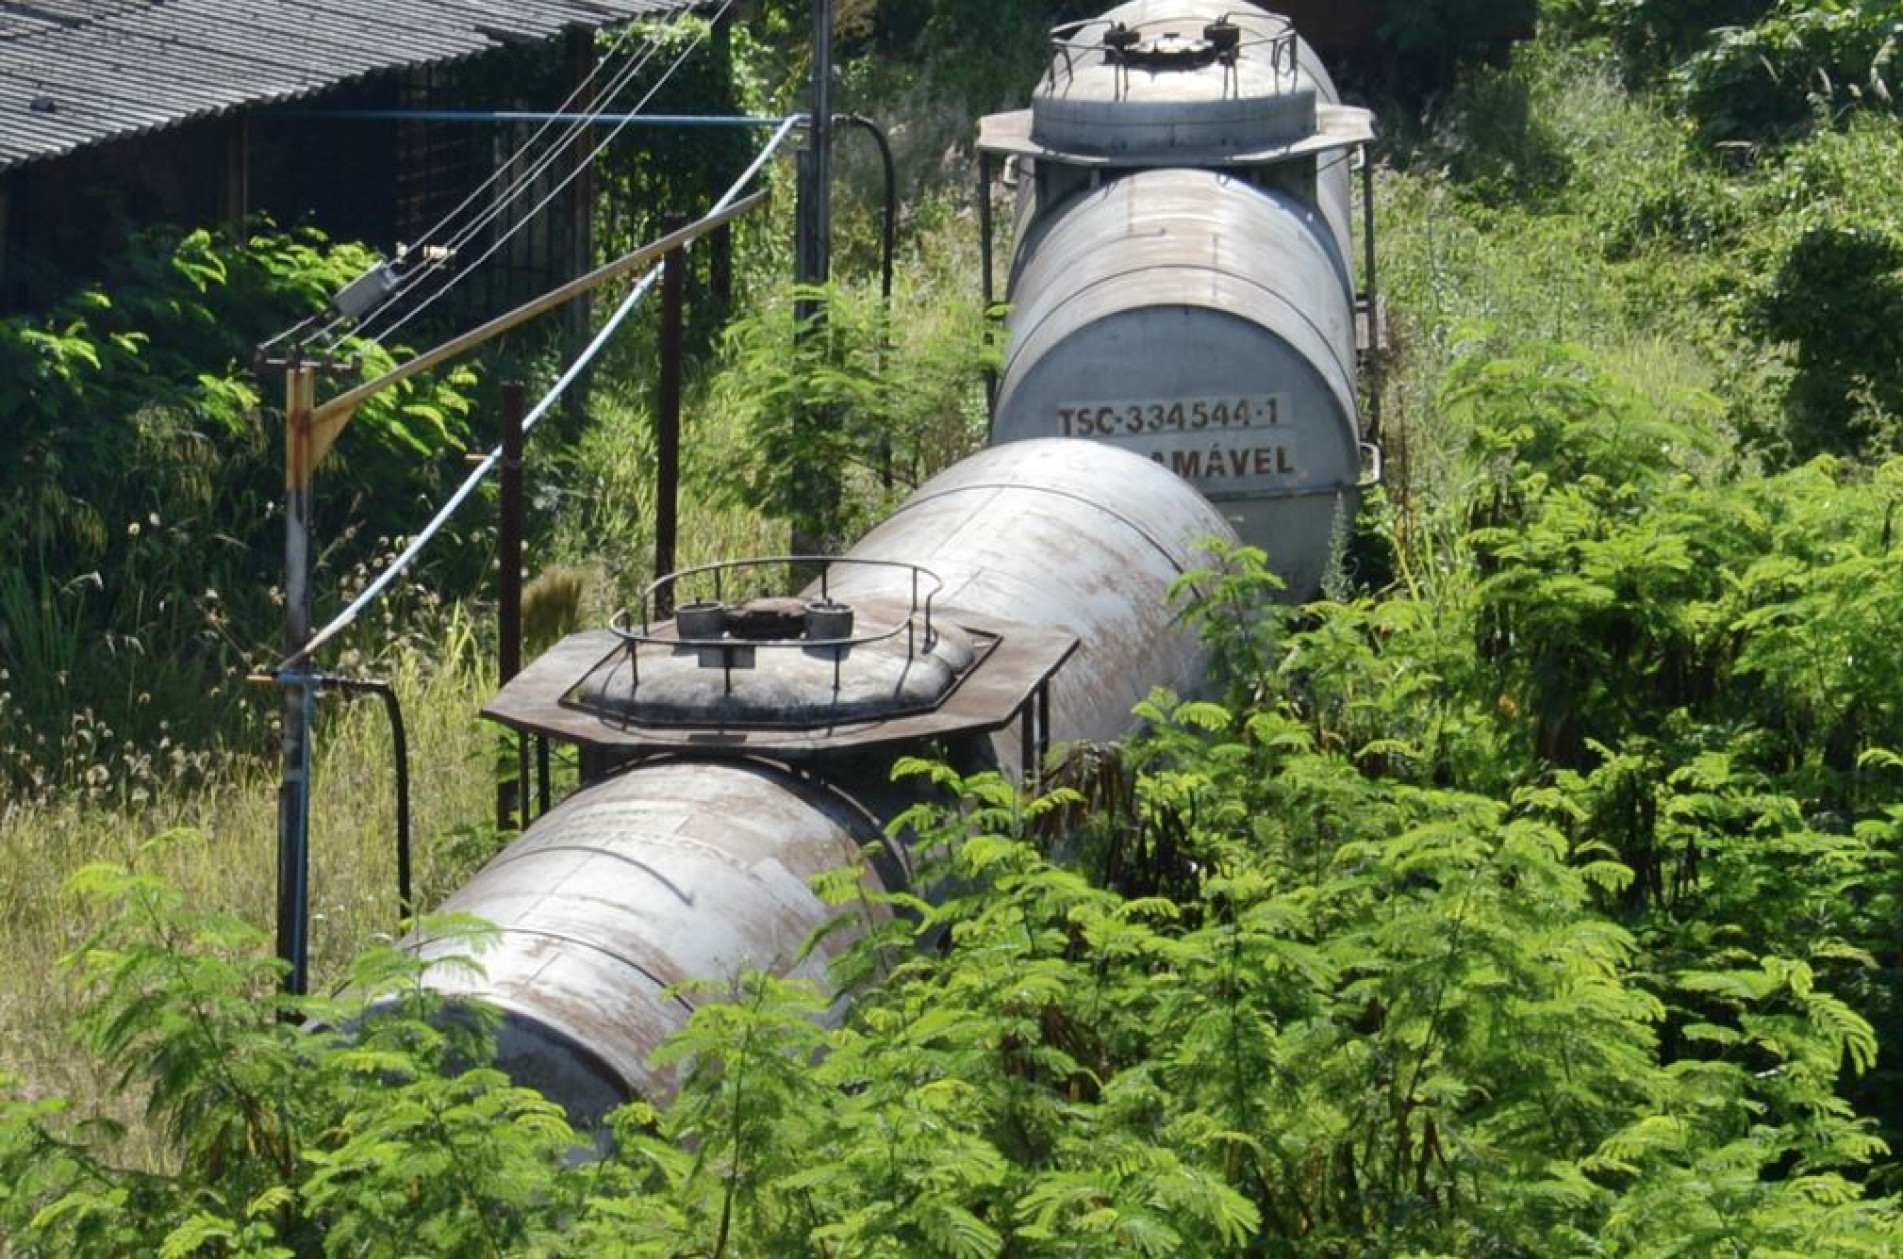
[1371,38,1777,588]
[0,627,499,1126]
[0,314,822,1142]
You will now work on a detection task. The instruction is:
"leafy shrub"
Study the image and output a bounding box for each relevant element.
[1679,0,1903,145]
[0,225,480,781]
[0,833,586,1256]
[1550,0,1778,80]
[1416,62,1577,205]
[712,279,994,551]
[1383,0,1540,71]
[1597,164,1747,257]
[1747,223,1903,459]
[9,453,1903,1251]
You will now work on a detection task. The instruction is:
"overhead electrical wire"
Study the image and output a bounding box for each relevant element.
[354,1,733,350]
[327,17,683,347]
[285,113,801,670]
[385,16,666,257]
[325,0,736,353]
[267,1,711,355]
[266,17,669,357]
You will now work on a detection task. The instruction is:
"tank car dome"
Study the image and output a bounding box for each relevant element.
[1033,4,1316,158]
[1082,0,1348,105]
[978,0,1369,167]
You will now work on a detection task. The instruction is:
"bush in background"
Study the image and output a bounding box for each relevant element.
[0,225,480,792]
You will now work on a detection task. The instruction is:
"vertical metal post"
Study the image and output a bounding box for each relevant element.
[564,28,599,428]
[836,115,897,486]
[978,151,995,313]
[794,0,834,311]
[321,676,413,922]
[387,686,413,920]
[978,150,998,430]
[1035,682,1051,782]
[497,380,527,830]
[834,115,895,307]
[276,362,317,996]
[794,147,818,324]
[710,8,736,318]
[655,217,687,617]
[808,0,833,291]
[790,0,835,559]
[1360,143,1382,436]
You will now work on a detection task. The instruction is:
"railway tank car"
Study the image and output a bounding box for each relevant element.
[979,0,1379,597]
[417,441,1240,1120]
[403,1,1374,1124]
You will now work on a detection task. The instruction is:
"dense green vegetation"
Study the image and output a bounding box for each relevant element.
[0,226,485,791]
[7,0,1903,1253]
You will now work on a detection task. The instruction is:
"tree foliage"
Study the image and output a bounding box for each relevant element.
[711,281,996,550]
[0,225,480,783]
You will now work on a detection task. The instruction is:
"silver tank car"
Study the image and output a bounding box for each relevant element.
[979,1,1378,597]
[416,441,1239,1120]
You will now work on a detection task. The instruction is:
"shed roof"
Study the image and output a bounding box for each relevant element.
[0,0,703,172]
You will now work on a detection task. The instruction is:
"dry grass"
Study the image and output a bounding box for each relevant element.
[0,362,803,1154]
[0,628,501,1138]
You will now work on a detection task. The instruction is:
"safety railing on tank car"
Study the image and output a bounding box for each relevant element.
[606,556,946,698]
[1043,12,1300,95]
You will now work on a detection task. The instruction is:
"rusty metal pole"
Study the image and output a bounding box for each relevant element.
[564,28,598,430]
[789,0,835,559]
[655,218,687,617]
[497,380,527,830]
[1360,142,1382,437]
[710,7,736,319]
[978,150,998,432]
[276,362,318,996]
[802,0,834,299]
[792,4,834,320]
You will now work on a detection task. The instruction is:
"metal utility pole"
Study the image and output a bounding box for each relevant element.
[656,217,688,613]
[260,196,767,997]
[279,361,317,997]
[795,0,833,306]
[497,381,528,831]
[791,0,835,557]
[271,352,353,996]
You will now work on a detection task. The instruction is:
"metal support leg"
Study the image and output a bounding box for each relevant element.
[498,381,527,831]
[978,150,998,431]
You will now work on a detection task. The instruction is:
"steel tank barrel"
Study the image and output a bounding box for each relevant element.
[415,441,1239,1118]
[411,759,883,1125]
[823,439,1237,747]
[979,1,1375,598]
[990,169,1361,597]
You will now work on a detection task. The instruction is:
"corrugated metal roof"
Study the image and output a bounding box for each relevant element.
[0,0,705,171]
